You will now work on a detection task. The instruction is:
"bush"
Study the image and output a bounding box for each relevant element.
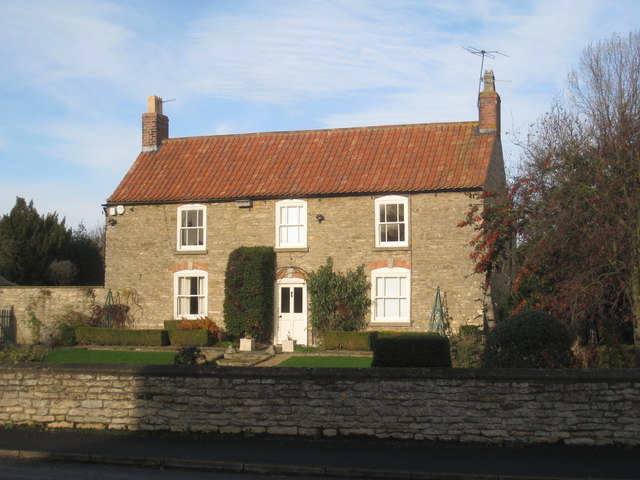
[223,246,276,341]
[450,325,483,368]
[89,302,132,329]
[372,334,451,367]
[177,317,223,344]
[323,331,377,350]
[53,310,91,346]
[174,345,206,365]
[483,310,573,368]
[307,258,371,335]
[168,328,209,346]
[572,342,635,368]
[76,327,169,346]
[0,344,50,363]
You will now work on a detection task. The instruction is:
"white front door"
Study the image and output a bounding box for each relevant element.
[276,279,307,345]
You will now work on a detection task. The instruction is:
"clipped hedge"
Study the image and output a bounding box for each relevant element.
[372,334,451,367]
[76,327,169,346]
[168,328,209,346]
[483,310,572,368]
[163,320,182,331]
[223,246,276,341]
[323,331,378,350]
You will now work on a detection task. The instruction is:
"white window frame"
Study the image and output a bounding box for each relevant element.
[177,204,206,251]
[275,199,307,248]
[173,269,208,319]
[375,195,409,248]
[371,267,411,323]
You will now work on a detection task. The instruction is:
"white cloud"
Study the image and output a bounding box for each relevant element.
[0,0,137,85]
[44,121,139,174]
[182,2,443,103]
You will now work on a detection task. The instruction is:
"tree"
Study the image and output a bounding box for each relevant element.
[0,198,105,286]
[462,32,640,364]
[0,197,71,285]
[68,223,104,285]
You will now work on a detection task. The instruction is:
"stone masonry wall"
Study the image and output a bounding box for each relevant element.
[105,192,488,337]
[0,287,107,344]
[1,364,638,446]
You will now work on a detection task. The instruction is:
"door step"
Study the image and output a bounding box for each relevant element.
[216,351,275,367]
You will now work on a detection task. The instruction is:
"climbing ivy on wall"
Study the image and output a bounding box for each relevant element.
[307,257,370,336]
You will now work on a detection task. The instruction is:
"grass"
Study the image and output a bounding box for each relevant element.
[277,355,372,368]
[44,348,176,365]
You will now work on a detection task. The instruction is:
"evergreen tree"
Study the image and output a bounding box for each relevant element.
[0,198,71,285]
[68,223,104,285]
[0,198,105,286]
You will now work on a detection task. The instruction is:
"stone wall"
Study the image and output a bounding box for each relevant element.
[105,192,490,336]
[0,287,106,344]
[1,364,638,446]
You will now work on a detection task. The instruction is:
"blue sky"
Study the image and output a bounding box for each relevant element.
[1,0,638,229]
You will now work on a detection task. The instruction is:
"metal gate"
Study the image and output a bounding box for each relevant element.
[0,308,16,343]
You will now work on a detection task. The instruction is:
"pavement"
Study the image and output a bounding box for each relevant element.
[0,427,639,479]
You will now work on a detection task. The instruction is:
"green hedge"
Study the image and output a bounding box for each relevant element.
[323,331,378,350]
[163,320,182,331]
[168,328,209,346]
[372,335,452,367]
[75,327,169,346]
[483,310,572,368]
[223,246,276,341]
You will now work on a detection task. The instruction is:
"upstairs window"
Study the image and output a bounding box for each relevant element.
[371,267,410,323]
[276,200,307,248]
[174,270,207,319]
[375,196,409,247]
[177,205,206,251]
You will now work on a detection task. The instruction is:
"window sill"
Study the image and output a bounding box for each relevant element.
[275,247,309,253]
[175,249,208,255]
[373,246,411,252]
[370,322,412,327]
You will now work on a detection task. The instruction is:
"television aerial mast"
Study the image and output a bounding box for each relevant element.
[463,46,509,92]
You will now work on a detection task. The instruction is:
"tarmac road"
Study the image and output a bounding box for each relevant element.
[0,458,332,480]
[1,427,639,480]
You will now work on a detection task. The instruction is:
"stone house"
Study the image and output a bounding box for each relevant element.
[104,70,506,345]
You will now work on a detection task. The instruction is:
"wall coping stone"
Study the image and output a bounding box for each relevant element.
[2,363,639,383]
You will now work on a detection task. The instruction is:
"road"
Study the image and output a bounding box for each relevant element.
[0,458,333,480]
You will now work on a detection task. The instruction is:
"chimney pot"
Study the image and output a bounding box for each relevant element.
[142,95,169,152]
[478,70,500,134]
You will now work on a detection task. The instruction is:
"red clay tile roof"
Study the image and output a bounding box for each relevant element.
[107,121,497,204]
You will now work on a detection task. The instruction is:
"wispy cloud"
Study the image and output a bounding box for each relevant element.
[1,0,638,227]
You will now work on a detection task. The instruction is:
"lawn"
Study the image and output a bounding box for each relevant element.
[44,348,176,365]
[277,355,372,368]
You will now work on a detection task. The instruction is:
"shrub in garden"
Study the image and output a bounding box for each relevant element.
[483,310,573,368]
[372,334,451,367]
[168,328,209,346]
[174,345,206,365]
[76,326,169,346]
[572,342,635,368]
[323,331,377,350]
[177,317,223,343]
[223,246,276,341]
[53,310,92,346]
[307,258,370,335]
[0,344,50,363]
[450,325,483,368]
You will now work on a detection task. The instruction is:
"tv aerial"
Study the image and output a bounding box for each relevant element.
[464,46,509,92]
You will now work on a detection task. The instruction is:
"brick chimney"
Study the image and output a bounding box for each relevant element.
[478,70,500,134]
[142,95,169,152]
